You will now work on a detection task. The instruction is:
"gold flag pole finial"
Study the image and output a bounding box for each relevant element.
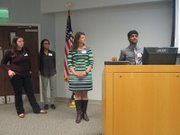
[65,1,72,10]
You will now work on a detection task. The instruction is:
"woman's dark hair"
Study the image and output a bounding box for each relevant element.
[10,36,26,56]
[72,32,85,50]
[127,30,138,38]
[40,39,50,55]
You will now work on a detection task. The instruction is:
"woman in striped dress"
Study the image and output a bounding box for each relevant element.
[68,32,94,123]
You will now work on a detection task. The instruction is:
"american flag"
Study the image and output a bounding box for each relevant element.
[64,10,74,81]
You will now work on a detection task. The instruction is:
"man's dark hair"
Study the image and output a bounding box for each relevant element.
[127,30,138,38]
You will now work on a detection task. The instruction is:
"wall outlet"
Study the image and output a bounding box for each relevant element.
[0,96,5,104]
[6,95,15,104]
[6,94,26,104]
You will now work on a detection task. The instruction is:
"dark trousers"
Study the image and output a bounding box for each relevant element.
[10,75,41,115]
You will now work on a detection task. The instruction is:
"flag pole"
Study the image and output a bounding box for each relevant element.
[65,1,76,108]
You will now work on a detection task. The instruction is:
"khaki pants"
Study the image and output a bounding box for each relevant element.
[41,75,56,104]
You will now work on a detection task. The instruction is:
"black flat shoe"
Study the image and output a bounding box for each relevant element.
[50,104,56,109]
[44,104,49,110]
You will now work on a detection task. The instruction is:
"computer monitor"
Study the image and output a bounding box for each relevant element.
[142,47,178,65]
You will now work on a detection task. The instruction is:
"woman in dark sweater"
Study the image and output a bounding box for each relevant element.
[39,39,56,110]
[1,36,46,118]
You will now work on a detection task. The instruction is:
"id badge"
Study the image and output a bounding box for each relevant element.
[81,50,87,54]
[48,53,53,56]
[24,53,28,56]
[137,53,142,58]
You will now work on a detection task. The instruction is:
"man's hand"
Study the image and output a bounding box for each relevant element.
[111,57,117,61]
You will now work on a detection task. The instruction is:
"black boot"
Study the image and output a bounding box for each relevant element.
[82,100,89,121]
[75,100,82,123]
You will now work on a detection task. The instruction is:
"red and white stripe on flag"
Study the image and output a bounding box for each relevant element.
[64,10,74,81]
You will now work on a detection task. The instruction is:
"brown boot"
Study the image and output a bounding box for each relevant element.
[82,100,89,121]
[75,100,82,123]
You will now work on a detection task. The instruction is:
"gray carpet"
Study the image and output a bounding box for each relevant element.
[0,100,102,135]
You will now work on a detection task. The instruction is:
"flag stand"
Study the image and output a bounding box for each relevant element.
[68,93,75,108]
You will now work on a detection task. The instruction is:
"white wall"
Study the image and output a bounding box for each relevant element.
[55,1,173,100]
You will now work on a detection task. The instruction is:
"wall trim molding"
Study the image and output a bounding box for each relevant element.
[41,0,171,14]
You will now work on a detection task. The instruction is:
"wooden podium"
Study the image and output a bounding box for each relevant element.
[102,64,180,135]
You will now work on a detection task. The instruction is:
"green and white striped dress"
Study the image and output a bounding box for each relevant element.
[68,48,93,91]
